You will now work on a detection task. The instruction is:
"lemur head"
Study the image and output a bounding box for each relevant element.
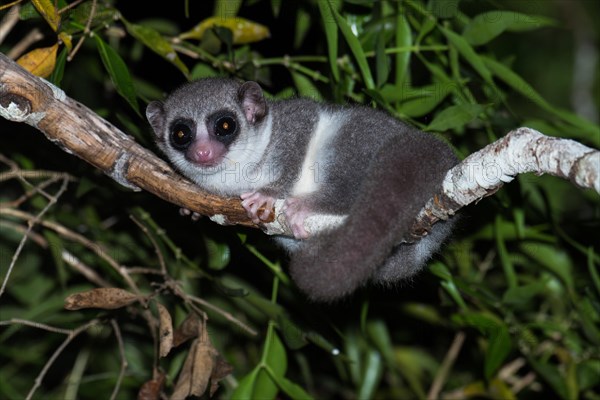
[146,78,268,178]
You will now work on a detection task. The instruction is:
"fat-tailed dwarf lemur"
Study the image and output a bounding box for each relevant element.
[147,78,458,302]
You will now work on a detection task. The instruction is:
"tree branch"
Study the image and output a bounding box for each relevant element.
[0,52,257,227]
[1,52,598,243]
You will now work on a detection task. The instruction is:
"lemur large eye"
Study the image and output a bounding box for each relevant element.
[215,115,237,136]
[170,122,194,149]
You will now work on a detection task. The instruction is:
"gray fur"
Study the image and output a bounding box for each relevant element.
[147,78,458,302]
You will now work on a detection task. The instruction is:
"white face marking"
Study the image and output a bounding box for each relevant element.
[177,113,276,196]
[292,110,343,196]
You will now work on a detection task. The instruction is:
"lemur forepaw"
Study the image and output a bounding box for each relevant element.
[241,191,276,223]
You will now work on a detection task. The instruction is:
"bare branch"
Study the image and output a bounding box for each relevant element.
[0,52,261,229]
[1,208,140,293]
[0,219,112,287]
[0,318,73,335]
[110,319,128,400]
[428,331,466,400]
[0,173,70,300]
[26,319,102,400]
[407,127,600,242]
[0,4,21,45]
[6,28,43,60]
[1,52,598,245]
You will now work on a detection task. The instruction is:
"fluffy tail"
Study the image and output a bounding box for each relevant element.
[289,137,456,302]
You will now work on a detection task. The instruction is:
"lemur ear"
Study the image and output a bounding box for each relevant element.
[238,81,267,124]
[146,101,166,135]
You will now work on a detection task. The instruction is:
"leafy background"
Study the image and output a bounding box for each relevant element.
[1,0,599,399]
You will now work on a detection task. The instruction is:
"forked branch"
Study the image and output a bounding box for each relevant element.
[1,52,598,242]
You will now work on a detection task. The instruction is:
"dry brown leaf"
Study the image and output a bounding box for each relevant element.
[64,288,140,310]
[157,303,174,358]
[137,370,166,400]
[16,44,58,78]
[172,313,201,348]
[209,355,233,397]
[170,324,219,400]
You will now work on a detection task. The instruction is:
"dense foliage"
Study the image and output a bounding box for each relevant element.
[1,0,599,399]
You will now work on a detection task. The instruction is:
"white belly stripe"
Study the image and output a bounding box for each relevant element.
[292,110,341,195]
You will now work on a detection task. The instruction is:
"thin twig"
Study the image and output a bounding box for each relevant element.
[427,331,466,400]
[0,208,141,294]
[67,0,97,61]
[26,319,102,400]
[0,3,21,44]
[0,318,73,335]
[109,319,128,400]
[125,266,166,275]
[0,0,22,13]
[58,0,85,14]
[0,220,112,287]
[130,214,167,275]
[511,372,538,394]
[187,293,257,336]
[0,175,71,300]
[6,28,43,59]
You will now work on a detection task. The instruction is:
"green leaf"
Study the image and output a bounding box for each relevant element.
[576,298,600,345]
[48,47,67,86]
[317,0,340,81]
[272,374,314,400]
[502,281,547,307]
[294,8,311,49]
[204,238,230,270]
[190,63,218,80]
[123,20,189,78]
[231,328,289,400]
[31,0,60,32]
[43,230,67,287]
[214,0,242,18]
[588,247,600,297]
[426,103,485,132]
[265,330,287,373]
[179,16,270,44]
[278,317,308,350]
[253,369,278,400]
[232,367,261,399]
[94,35,140,115]
[482,56,553,112]
[394,83,454,117]
[453,312,512,380]
[464,11,556,46]
[578,360,600,391]
[375,30,389,88]
[429,0,461,19]
[520,243,574,294]
[291,71,323,101]
[254,330,287,400]
[306,331,341,355]
[496,215,517,289]
[394,11,411,86]
[485,57,599,142]
[528,357,569,399]
[415,15,436,45]
[9,274,54,307]
[328,2,375,89]
[400,302,444,325]
[366,320,394,365]
[440,27,493,84]
[485,325,511,380]
[358,349,383,400]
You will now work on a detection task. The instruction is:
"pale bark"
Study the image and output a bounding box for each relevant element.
[1,53,598,241]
